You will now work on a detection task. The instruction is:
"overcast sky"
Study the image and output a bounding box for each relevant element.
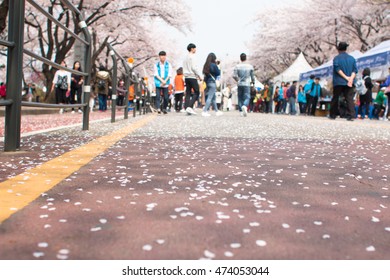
[176,0,297,65]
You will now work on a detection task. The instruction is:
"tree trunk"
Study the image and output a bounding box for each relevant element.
[0,0,9,34]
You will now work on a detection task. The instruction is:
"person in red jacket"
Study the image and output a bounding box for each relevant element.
[0,82,6,99]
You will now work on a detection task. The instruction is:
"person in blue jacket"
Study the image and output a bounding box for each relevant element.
[329,42,358,121]
[297,84,307,114]
[307,77,322,116]
[304,75,315,114]
[202,53,223,116]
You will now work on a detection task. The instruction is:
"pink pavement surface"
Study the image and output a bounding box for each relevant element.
[0,110,121,137]
[0,111,389,260]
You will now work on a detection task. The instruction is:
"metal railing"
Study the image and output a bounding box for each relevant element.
[106,43,152,121]
[107,43,132,122]
[1,0,92,151]
[1,0,25,151]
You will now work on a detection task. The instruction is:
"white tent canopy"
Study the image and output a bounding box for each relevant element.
[273,52,313,83]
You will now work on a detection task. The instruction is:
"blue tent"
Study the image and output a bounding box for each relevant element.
[355,40,390,80]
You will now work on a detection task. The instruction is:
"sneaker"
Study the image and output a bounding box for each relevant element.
[157,109,161,114]
[163,110,168,114]
[180,109,186,113]
[241,105,248,117]
[186,107,197,115]
[202,111,211,117]
[78,109,83,114]
[215,111,223,116]
[71,110,75,114]
[59,108,64,114]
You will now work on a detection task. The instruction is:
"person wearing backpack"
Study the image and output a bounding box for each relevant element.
[51,60,71,114]
[94,65,111,112]
[357,67,373,119]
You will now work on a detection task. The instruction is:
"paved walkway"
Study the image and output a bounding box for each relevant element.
[0,110,389,259]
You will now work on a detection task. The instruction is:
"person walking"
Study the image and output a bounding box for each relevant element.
[329,42,358,121]
[95,65,111,112]
[233,53,255,117]
[183,43,202,115]
[51,60,71,114]
[202,52,223,117]
[154,51,172,114]
[70,61,84,113]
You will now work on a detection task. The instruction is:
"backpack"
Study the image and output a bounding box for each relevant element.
[97,79,106,90]
[355,76,368,95]
[56,75,68,90]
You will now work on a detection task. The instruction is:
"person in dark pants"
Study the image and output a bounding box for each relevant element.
[70,61,84,113]
[329,42,358,121]
[307,77,321,116]
[357,67,373,119]
[183,43,202,115]
[154,50,172,114]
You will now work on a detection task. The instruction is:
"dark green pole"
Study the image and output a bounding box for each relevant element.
[4,0,25,151]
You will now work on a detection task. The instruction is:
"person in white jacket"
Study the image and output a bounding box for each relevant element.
[51,60,71,114]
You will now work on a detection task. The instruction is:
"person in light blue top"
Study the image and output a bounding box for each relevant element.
[304,75,315,114]
[297,84,307,114]
[307,77,322,116]
[154,51,172,114]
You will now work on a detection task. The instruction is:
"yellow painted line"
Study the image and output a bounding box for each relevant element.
[0,114,156,224]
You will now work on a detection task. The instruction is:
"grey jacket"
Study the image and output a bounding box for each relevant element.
[183,53,202,80]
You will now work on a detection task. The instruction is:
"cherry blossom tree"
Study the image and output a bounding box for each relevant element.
[21,0,191,100]
[250,0,389,81]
